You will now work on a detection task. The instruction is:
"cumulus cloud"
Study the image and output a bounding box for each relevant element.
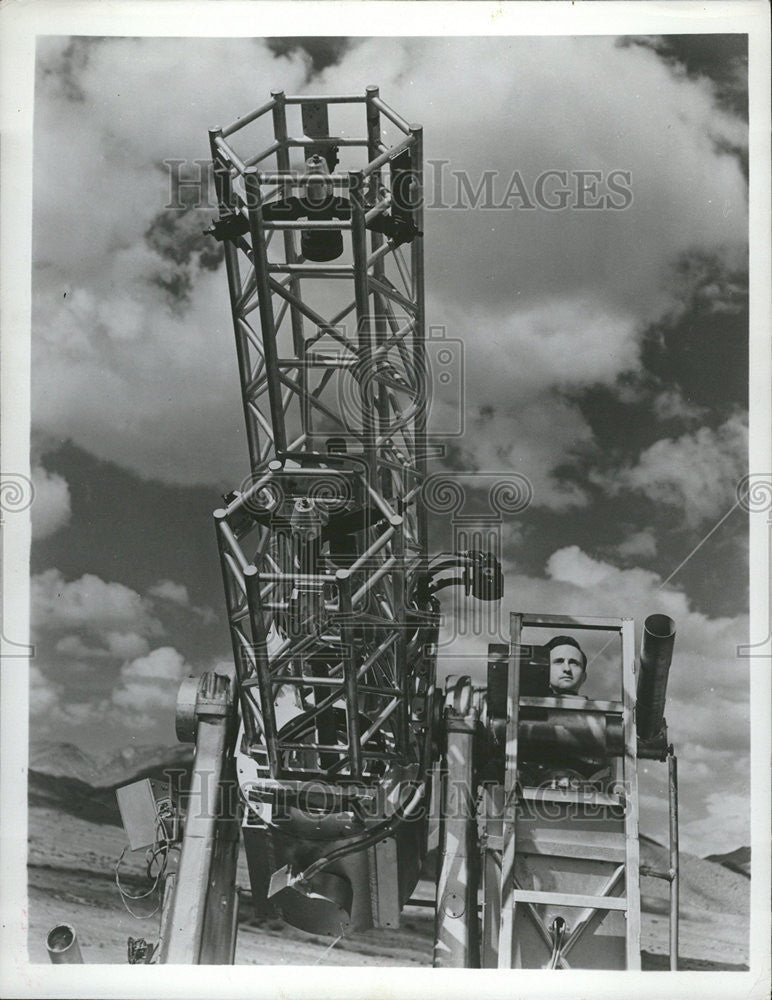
[111,645,191,716]
[651,387,708,424]
[149,579,190,605]
[29,663,59,716]
[609,412,748,526]
[615,528,658,559]
[31,568,163,637]
[54,630,151,661]
[30,36,747,492]
[148,579,217,624]
[679,790,750,856]
[30,465,71,540]
[29,663,97,727]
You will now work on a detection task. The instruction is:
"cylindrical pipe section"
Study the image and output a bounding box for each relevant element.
[336,569,362,776]
[244,167,287,453]
[434,714,480,968]
[518,710,618,757]
[636,614,676,740]
[159,683,231,964]
[669,753,680,971]
[46,924,83,964]
[409,124,428,554]
[244,565,282,777]
[214,511,258,746]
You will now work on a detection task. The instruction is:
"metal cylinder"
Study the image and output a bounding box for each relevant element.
[46,924,83,963]
[636,614,676,740]
[519,709,623,757]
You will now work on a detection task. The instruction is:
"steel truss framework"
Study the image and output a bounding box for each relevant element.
[209,89,434,785]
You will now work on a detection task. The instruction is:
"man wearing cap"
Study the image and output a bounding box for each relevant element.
[545,635,588,697]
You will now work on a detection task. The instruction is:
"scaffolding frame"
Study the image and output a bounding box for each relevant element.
[209,90,434,788]
[495,612,642,969]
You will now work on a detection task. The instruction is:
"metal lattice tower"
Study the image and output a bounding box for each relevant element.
[209,88,434,786]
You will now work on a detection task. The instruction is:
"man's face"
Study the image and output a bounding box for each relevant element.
[549,644,586,694]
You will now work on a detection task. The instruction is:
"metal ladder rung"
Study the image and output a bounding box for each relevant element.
[511,889,628,911]
[520,787,625,807]
[516,838,627,863]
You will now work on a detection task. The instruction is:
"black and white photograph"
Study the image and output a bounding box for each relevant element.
[0,2,769,998]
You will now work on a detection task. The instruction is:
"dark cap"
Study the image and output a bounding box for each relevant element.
[545,635,587,670]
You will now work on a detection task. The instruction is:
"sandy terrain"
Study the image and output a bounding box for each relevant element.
[26,805,748,970]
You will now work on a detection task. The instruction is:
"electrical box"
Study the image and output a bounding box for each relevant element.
[116,778,168,851]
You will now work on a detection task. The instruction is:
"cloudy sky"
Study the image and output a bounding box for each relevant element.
[28,34,751,855]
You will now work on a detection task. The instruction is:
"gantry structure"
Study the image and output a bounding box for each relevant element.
[93,89,680,972]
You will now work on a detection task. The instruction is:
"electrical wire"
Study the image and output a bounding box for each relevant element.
[114,809,173,920]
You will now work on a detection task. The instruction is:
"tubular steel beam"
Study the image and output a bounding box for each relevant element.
[497,612,523,967]
[669,752,680,971]
[209,131,261,472]
[214,510,257,746]
[244,167,287,453]
[244,565,282,777]
[159,674,235,964]
[409,124,428,553]
[621,617,642,969]
[434,684,480,968]
[337,568,363,777]
[271,89,312,453]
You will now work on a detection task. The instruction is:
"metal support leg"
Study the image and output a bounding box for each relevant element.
[159,673,237,964]
[433,678,480,968]
[668,752,679,971]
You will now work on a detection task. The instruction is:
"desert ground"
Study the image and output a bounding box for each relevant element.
[26,743,749,970]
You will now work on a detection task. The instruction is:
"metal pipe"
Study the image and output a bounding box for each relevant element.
[268,275,359,350]
[409,124,428,554]
[214,510,257,745]
[213,134,247,174]
[365,196,392,224]
[351,556,396,606]
[359,696,401,746]
[669,752,680,971]
[254,172,351,187]
[365,86,391,495]
[159,675,233,964]
[336,569,362,776]
[434,705,481,968]
[637,613,676,740]
[268,264,353,275]
[286,136,368,147]
[391,518,411,752]
[349,169,376,473]
[371,96,411,134]
[345,526,395,574]
[272,89,313,454]
[46,924,83,963]
[263,219,352,231]
[361,133,415,178]
[244,565,282,777]
[285,94,368,104]
[244,167,287,452]
[366,483,401,523]
[222,97,277,137]
[217,518,250,573]
[243,140,282,168]
[208,132,261,471]
[364,242,393,271]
